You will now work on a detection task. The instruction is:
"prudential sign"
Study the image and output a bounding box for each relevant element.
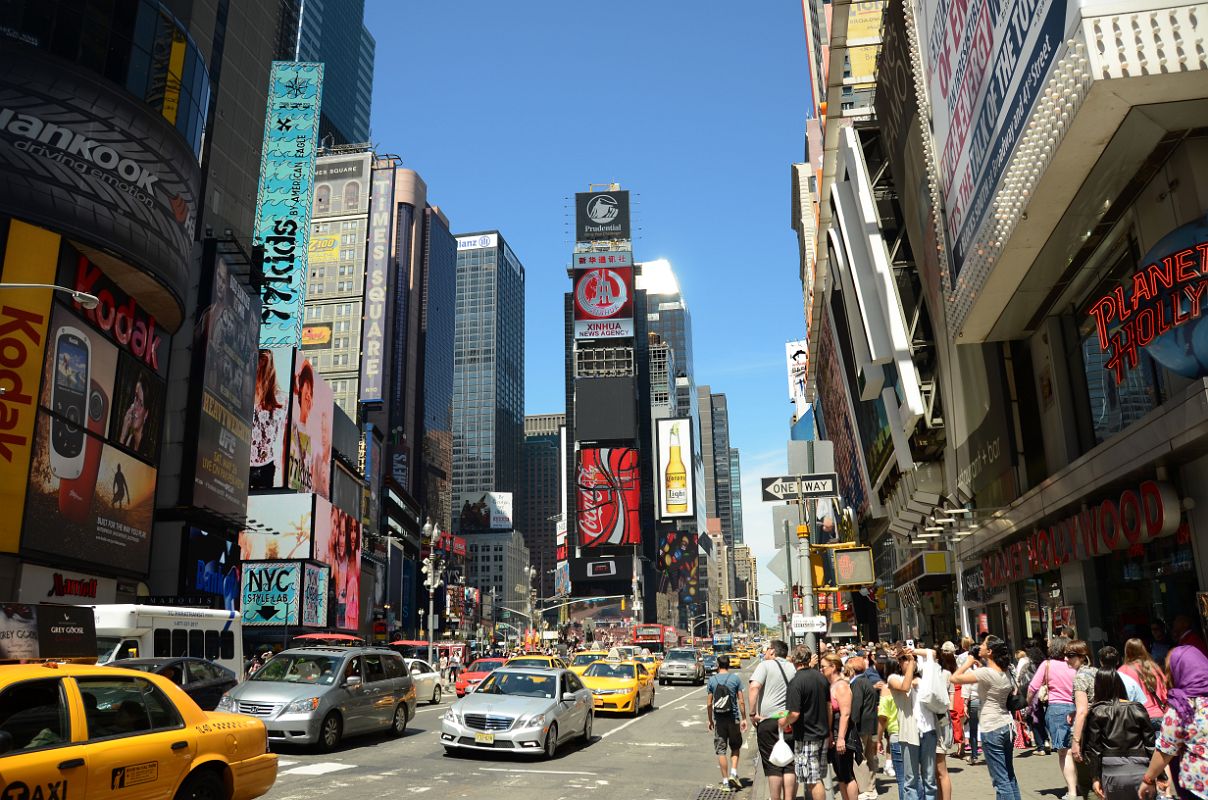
[253,62,324,349]
[575,190,630,241]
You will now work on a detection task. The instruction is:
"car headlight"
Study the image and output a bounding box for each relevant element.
[592,688,631,695]
[516,713,545,727]
[215,694,233,712]
[442,708,459,723]
[283,697,321,713]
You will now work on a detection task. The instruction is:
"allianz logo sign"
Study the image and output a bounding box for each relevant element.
[0,107,160,193]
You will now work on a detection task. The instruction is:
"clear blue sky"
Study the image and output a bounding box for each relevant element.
[365,0,809,621]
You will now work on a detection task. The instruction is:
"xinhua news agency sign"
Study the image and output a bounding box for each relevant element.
[253,62,323,349]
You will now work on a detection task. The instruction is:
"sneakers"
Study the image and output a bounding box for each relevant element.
[728,776,742,791]
[718,780,733,792]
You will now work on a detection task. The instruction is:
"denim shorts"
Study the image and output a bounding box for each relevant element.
[1045,702,1075,749]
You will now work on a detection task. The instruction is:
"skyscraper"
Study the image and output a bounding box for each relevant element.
[277,0,376,145]
[521,414,565,598]
[452,232,526,522]
[729,448,744,545]
[698,386,736,547]
[638,260,696,417]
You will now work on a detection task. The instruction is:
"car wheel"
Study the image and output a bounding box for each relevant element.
[582,710,593,742]
[390,703,408,737]
[317,711,343,752]
[543,723,559,760]
[174,769,224,800]
[432,685,442,705]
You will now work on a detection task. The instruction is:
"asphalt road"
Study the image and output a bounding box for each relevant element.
[259,669,749,800]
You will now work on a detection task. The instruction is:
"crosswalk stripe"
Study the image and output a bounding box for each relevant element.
[278,762,355,777]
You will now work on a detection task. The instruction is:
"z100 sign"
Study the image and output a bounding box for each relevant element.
[576,448,641,547]
[573,266,634,339]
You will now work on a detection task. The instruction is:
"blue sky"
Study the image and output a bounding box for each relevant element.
[365,1,809,621]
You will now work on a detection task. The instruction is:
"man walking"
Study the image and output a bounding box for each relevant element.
[784,645,832,800]
[749,640,797,800]
[707,655,748,791]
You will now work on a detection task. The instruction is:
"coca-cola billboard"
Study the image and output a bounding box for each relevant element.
[576,447,641,548]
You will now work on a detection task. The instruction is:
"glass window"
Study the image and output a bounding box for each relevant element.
[0,679,70,752]
[154,628,170,658]
[171,630,187,657]
[188,630,203,658]
[363,655,386,683]
[77,676,183,739]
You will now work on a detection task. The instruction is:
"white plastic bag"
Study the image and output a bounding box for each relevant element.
[918,654,950,715]
[769,728,794,767]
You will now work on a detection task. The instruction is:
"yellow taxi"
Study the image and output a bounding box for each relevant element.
[634,653,662,675]
[566,651,609,675]
[580,659,655,716]
[503,654,568,670]
[0,663,277,800]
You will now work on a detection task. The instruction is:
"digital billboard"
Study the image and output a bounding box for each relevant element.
[787,340,809,411]
[658,531,699,607]
[314,495,361,631]
[239,493,314,561]
[456,491,513,531]
[574,190,630,241]
[287,355,334,499]
[302,562,330,627]
[254,62,324,348]
[188,252,258,517]
[241,561,300,626]
[184,527,240,611]
[655,418,695,519]
[576,447,641,547]
[249,347,293,490]
[573,266,634,339]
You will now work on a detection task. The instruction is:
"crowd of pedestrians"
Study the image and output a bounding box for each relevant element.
[712,616,1208,800]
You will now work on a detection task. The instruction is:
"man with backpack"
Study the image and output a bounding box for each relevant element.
[707,655,748,791]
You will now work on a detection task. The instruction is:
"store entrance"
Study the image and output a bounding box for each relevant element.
[1096,538,1198,646]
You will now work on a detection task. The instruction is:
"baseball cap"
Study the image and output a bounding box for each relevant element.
[941,641,956,653]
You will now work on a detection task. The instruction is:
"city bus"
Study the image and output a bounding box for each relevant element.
[93,604,242,675]
[633,623,678,654]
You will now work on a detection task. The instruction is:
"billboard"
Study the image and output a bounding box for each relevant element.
[575,190,631,241]
[0,49,200,318]
[302,562,329,627]
[254,61,324,348]
[554,561,571,596]
[287,355,334,498]
[787,340,809,411]
[456,491,514,531]
[188,252,258,518]
[0,604,96,660]
[313,154,371,217]
[658,531,699,607]
[239,493,314,561]
[249,347,293,490]
[314,495,361,630]
[575,377,636,440]
[576,448,641,547]
[655,418,695,519]
[572,251,633,269]
[300,324,332,349]
[917,0,1067,280]
[573,266,634,339]
[361,166,395,403]
[456,233,498,251]
[569,553,634,583]
[184,527,240,611]
[0,221,56,552]
[241,561,300,626]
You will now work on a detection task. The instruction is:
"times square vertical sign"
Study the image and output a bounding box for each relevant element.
[253,62,324,348]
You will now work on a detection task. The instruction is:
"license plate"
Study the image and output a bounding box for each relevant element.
[474,732,495,744]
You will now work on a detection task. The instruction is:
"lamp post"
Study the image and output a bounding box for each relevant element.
[0,283,100,309]
[420,518,443,665]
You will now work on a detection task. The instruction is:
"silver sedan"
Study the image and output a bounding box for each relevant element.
[404,658,444,704]
[440,667,593,759]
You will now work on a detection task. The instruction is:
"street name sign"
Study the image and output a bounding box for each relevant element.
[761,473,840,502]
[791,614,828,635]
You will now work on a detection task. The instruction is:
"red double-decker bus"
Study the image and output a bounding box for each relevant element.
[633,623,679,654]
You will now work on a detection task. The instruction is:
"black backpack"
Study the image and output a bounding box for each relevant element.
[851,676,879,736]
[712,676,736,713]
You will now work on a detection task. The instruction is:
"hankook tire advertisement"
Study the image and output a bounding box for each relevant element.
[0,48,200,324]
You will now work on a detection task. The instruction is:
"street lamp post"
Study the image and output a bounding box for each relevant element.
[0,283,100,309]
[420,518,443,665]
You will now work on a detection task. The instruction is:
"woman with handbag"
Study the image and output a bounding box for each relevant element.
[822,654,861,800]
[1031,637,1079,800]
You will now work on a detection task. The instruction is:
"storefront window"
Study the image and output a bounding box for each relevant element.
[1019,572,1064,641]
[1096,537,1197,645]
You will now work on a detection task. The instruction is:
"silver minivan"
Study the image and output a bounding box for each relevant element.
[217,646,416,751]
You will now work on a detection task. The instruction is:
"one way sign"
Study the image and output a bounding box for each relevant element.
[761,473,839,502]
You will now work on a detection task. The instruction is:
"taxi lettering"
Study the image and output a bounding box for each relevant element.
[2,780,67,800]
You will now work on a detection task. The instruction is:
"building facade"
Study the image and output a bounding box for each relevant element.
[521,414,565,598]
[466,530,532,622]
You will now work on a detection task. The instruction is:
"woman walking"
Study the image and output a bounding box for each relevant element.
[890,645,938,800]
[937,649,958,800]
[958,637,981,764]
[1138,644,1208,800]
[1120,639,1169,730]
[1082,667,1153,799]
[951,635,1022,800]
[822,653,861,800]
[1030,636,1078,800]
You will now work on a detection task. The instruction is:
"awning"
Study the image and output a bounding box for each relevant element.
[893,551,953,592]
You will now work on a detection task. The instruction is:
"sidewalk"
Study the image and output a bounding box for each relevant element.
[747,747,1071,799]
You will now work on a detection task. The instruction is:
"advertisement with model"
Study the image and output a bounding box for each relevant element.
[313,495,362,631]
[20,298,166,574]
[185,248,259,518]
[573,265,634,339]
[250,347,294,490]
[574,190,631,241]
[254,62,324,349]
[287,355,334,499]
[655,418,695,519]
[456,491,513,531]
[576,447,641,547]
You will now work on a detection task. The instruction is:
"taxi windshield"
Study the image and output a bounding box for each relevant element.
[572,653,604,666]
[250,654,339,684]
[507,657,549,667]
[477,671,556,699]
[467,659,504,673]
[584,663,635,679]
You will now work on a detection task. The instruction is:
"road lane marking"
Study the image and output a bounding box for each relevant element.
[276,760,299,767]
[601,685,705,738]
[478,767,598,775]
[278,762,356,776]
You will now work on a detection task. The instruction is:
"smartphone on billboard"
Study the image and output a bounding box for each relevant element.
[49,326,90,480]
[59,380,107,523]
[587,560,617,578]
